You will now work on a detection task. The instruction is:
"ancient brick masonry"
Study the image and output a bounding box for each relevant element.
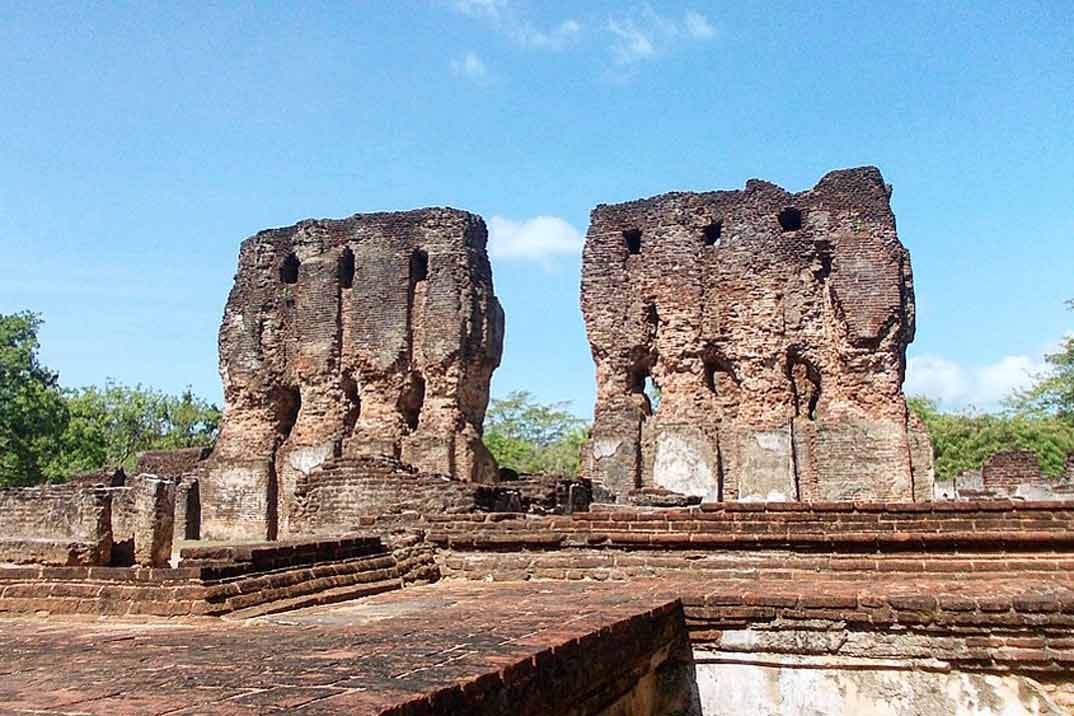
[204,209,505,540]
[580,167,931,503]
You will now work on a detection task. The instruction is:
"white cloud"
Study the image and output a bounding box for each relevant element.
[606,7,716,65]
[487,215,584,265]
[512,18,583,50]
[905,353,1047,411]
[451,51,489,82]
[685,10,716,39]
[453,0,507,20]
[607,17,655,65]
[451,1,581,52]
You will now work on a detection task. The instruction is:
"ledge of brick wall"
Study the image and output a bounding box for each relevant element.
[0,533,433,618]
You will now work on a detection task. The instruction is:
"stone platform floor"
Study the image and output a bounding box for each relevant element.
[4,574,1074,715]
[0,581,679,715]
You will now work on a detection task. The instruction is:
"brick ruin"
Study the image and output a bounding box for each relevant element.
[580,167,932,504]
[202,208,505,540]
[7,171,1074,715]
[936,449,1074,501]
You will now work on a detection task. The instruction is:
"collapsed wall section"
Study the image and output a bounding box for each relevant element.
[203,208,504,540]
[580,167,926,502]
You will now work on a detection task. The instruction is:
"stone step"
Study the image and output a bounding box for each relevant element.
[223,577,403,620]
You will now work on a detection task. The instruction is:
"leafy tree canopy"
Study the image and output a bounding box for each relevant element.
[0,311,220,485]
[0,312,68,486]
[50,382,220,477]
[909,397,1074,481]
[1007,299,1074,423]
[483,391,589,477]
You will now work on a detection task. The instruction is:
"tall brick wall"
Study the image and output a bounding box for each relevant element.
[581,167,926,503]
[0,486,113,565]
[204,209,504,541]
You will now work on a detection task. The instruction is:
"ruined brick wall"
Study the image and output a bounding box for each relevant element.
[109,475,176,567]
[135,447,212,476]
[288,457,486,536]
[581,167,925,502]
[0,486,113,565]
[135,448,207,542]
[981,450,1044,492]
[203,208,504,540]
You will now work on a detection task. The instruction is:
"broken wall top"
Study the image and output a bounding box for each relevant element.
[581,167,924,502]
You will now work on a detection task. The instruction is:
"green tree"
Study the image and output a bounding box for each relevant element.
[909,396,1074,481]
[0,312,69,486]
[1007,299,1074,423]
[50,381,220,476]
[483,391,590,476]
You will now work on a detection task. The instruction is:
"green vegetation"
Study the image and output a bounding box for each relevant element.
[908,397,1074,481]
[483,391,589,477]
[0,312,69,486]
[1007,299,1074,423]
[0,311,219,486]
[909,299,1074,481]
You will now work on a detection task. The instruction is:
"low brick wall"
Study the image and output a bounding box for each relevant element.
[0,533,431,617]
[288,457,486,536]
[0,486,112,565]
[359,500,1074,555]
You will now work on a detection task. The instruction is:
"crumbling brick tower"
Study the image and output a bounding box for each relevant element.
[581,167,932,502]
[203,209,505,540]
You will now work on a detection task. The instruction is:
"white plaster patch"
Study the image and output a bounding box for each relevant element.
[692,651,1062,716]
[653,431,718,501]
[287,443,334,475]
[592,438,622,460]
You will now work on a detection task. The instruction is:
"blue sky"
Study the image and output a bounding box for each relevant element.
[2,1,1071,417]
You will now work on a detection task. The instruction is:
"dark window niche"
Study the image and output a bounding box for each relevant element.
[778,207,802,232]
[623,228,642,255]
[410,249,429,282]
[703,221,723,247]
[338,247,355,289]
[280,253,300,284]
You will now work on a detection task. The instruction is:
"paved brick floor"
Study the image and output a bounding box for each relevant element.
[0,581,679,715]
[5,573,1074,714]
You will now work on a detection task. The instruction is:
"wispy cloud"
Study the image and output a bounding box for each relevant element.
[451,51,490,83]
[606,7,717,66]
[451,0,582,52]
[453,0,507,20]
[487,215,583,267]
[684,10,716,39]
[905,352,1049,411]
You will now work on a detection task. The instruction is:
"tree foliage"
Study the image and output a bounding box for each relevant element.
[50,382,220,477]
[909,396,1074,481]
[1007,299,1074,423]
[483,391,589,477]
[0,312,69,486]
[0,311,220,485]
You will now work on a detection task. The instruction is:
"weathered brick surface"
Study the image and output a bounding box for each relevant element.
[0,486,112,566]
[204,209,504,542]
[109,474,176,567]
[0,582,689,716]
[358,501,1074,559]
[135,447,212,477]
[983,450,1045,491]
[289,456,486,536]
[0,533,422,617]
[288,458,592,536]
[580,167,927,503]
